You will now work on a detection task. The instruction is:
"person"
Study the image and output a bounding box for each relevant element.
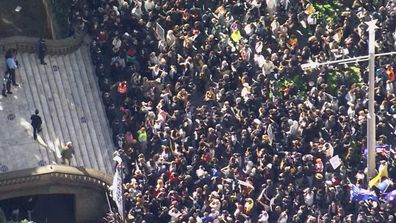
[30,109,42,140]
[2,71,12,97]
[61,141,74,165]
[38,38,47,65]
[84,0,396,221]
[5,48,18,86]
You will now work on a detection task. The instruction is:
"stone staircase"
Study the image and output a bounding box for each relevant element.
[0,45,114,174]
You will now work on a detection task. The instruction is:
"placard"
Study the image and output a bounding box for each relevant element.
[329,155,342,170]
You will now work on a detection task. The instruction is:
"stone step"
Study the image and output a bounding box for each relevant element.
[67,52,107,173]
[79,46,115,155]
[75,47,113,172]
[32,54,65,160]
[20,53,58,164]
[54,55,93,168]
[61,54,100,170]
[28,54,62,161]
[17,54,51,167]
[43,55,79,166]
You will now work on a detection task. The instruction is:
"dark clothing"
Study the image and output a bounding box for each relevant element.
[8,68,16,86]
[2,72,11,96]
[38,40,47,64]
[31,114,42,140]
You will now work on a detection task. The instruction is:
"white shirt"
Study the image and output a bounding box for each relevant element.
[386,82,394,94]
[304,191,314,206]
[112,37,122,51]
[144,0,155,11]
[131,4,142,19]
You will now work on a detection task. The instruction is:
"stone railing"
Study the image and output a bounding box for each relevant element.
[0,165,111,199]
[0,165,112,222]
[0,32,87,55]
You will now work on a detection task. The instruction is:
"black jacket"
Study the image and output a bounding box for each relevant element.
[31,114,42,127]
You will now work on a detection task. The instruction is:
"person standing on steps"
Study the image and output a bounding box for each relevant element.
[61,142,74,165]
[38,38,47,65]
[30,109,42,140]
[2,71,12,97]
[5,48,19,87]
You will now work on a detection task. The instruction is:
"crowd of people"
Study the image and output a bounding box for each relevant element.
[84,0,396,222]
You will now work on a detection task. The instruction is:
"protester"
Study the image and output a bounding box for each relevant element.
[85,0,396,222]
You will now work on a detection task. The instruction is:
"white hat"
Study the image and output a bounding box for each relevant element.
[253,119,261,125]
[113,156,122,164]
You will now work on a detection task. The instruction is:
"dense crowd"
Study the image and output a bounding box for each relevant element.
[86,0,396,222]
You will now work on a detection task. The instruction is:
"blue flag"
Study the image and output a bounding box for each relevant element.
[350,184,378,202]
[385,190,396,204]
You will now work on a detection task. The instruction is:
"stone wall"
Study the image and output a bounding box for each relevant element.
[42,0,73,39]
[0,32,87,55]
[0,165,112,223]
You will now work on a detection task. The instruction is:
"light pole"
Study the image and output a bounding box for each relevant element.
[366,19,378,179]
[300,20,396,180]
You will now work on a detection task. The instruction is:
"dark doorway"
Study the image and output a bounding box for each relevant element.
[0,194,75,223]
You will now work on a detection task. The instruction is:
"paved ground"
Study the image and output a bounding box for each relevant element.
[0,56,46,172]
[0,0,50,38]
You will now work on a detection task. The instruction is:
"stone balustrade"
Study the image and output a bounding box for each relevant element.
[0,165,111,198]
[0,32,87,55]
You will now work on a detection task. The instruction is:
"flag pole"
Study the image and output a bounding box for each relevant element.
[366,19,378,180]
[120,162,126,223]
[105,192,113,214]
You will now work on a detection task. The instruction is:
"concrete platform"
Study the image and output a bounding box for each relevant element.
[0,46,114,174]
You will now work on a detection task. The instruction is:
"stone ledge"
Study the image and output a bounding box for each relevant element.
[0,165,112,199]
[0,32,86,55]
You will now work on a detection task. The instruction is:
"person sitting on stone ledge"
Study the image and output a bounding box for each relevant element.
[61,141,75,165]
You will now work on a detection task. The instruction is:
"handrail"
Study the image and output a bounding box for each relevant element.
[0,32,88,55]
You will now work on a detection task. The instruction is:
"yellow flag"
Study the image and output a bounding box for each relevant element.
[368,164,388,189]
[305,4,316,15]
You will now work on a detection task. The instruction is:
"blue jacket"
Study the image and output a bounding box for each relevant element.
[6,58,17,70]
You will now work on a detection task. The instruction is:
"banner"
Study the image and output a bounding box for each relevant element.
[364,144,392,158]
[156,22,165,40]
[110,161,124,220]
